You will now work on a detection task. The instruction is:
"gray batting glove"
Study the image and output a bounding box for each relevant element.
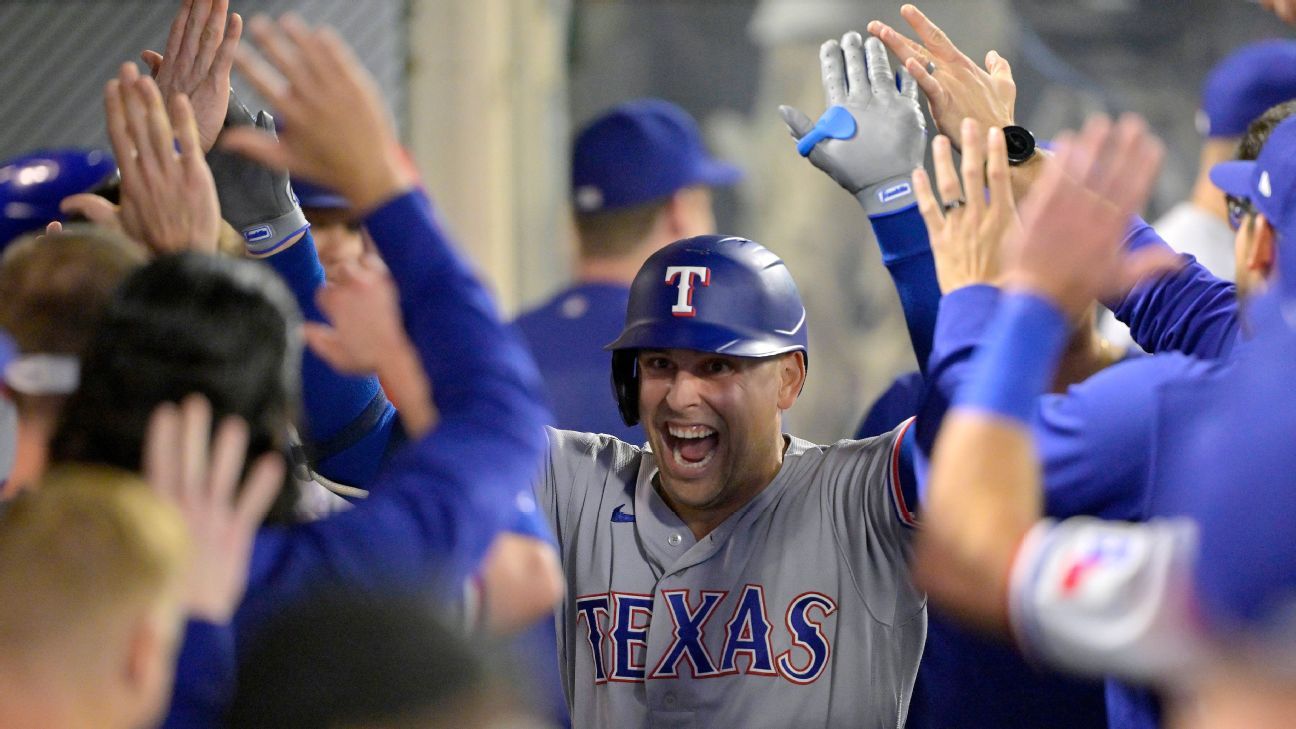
[207,91,309,256]
[781,33,926,217]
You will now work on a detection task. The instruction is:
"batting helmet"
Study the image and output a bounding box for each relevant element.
[605,234,808,425]
[0,149,117,250]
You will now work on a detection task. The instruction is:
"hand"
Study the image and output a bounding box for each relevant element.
[103,62,222,254]
[1004,114,1177,317]
[144,394,285,623]
[914,118,1018,293]
[1261,0,1296,25]
[780,32,926,215]
[142,0,242,153]
[868,4,1015,151]
[221,14,412,214]
[302,254,406,375]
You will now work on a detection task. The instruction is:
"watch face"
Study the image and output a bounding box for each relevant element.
[1003,125,1036,163]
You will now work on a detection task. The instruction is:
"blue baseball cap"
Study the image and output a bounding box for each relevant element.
[570,99,742,213]
[1199,40,1296,138]
[0,149,116,249]
[0,329,14,377]
[292,178,350,211]
[1209,115,1296,247]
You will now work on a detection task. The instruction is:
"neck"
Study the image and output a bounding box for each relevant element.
[575,254,643,286]
[0,672,122,729]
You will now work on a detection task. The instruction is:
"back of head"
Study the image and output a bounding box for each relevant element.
[230,591,513,729]
[1200,41,1296,140]
[0,464,188,671]
[50,252,302,521]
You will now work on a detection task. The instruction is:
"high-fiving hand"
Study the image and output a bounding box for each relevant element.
[142,0,243,153]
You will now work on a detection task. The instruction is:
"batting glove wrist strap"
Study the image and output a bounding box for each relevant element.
[856,174,918,218]
[207,93,309,255]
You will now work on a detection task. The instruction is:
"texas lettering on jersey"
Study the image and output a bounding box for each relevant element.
[574,585,837,686]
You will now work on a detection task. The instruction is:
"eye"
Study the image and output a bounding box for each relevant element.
[702,358,735,375]
[640,355,672,372]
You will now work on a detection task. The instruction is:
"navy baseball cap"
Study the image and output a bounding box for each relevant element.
[571,99,742,213]
[1209,115,1296,245]
[0,149,116,249]
[292,178,349,211]
[1199,40,1296,138]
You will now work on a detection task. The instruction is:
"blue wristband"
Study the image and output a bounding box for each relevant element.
[956,292,1069,423]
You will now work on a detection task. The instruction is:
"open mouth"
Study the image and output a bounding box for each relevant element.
[663,423,720,471]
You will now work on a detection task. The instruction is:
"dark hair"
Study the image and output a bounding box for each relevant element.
[50,252,302,522]
[1237,99,1296,162]
[229,591,502,729]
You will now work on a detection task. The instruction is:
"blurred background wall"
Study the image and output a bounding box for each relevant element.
[0,0,1288,442]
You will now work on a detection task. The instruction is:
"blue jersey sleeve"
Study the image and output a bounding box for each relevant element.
[869,205,941,373]
[235,188,551,639]
[1109,218,1240,359]
[160,620,235,729]
[262,231,398,486]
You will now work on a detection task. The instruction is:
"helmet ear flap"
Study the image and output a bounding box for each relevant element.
[611,349,640,426]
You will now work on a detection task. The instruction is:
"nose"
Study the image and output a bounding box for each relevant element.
[664,369,704,413]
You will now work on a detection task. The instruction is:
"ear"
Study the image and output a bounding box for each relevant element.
[1247,213,1277,277]
[776,352,807,410]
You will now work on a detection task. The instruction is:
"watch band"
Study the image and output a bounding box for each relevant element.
[1003,125,1037,166]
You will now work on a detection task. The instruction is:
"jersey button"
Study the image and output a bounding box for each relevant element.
[664,691,677,707]
[667,533,682,547]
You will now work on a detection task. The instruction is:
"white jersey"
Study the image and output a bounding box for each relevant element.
[535,422,924,729]
[1009,516,1207,682]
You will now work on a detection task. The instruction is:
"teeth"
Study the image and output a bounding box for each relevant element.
[671,445,716,471]
[668,424,716,439]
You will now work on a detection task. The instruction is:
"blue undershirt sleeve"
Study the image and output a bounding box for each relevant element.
[160,620,235,729]
[869,204,942,372]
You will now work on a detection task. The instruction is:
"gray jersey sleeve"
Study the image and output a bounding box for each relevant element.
[1009,516,1206,681]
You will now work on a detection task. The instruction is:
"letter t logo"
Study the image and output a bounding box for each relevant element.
[665,266,711,317]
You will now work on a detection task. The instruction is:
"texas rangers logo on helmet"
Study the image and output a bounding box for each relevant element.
[665,265,711,317]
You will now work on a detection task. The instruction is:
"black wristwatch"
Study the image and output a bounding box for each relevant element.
[1002,125,1037,166]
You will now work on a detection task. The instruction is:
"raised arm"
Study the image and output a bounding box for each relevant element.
[219,14,550,629]
[781,32,939,369]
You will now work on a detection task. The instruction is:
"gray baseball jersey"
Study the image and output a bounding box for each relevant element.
[535,420,925,729]
[1009,516,1205,681]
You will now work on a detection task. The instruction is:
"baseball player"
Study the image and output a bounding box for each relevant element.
[916,109,1296,729]
[515,98,741,444]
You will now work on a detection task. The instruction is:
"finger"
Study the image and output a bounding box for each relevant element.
[359,252,389,276]
[931,134,963,206]
[234,452,286,529]
[137,77,181,178]
[104,76,138,181]
[985,126,1013,211]
[904,57,945,116]
[1112,247,1184,297]
[862,36,895,97]
[59,193,120,226]
[171,93,205,175]
[280,13,330,87]
[900,3,966,64]
[44,220,62,236]
[161,0,193,75]
[178,393,213,504]
[912,167,945,233]
[218,126,292,170]
[232,44,288,107]
[841,31,869,99]
[314,26,367,86]
[207,415,250,509]
[211,11,243,82]
[1097,114,1153,202]
[302,322,350,371]
[140,50,164,77]
[778,105,814,139]
[121,69,166,184]
[144,401,181,500]
[898,68,918,102]
[986,50,1013,83]
[960,118,986,215]
[194,0,229,74]
[866,20,927,66]
[245,15,310,92]
[820,38,847,106]
[1067,114,1112,186]
[1109,133,1165,219]
[177,0,215,71]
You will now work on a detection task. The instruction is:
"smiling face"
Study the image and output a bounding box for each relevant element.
[637,348,805,536]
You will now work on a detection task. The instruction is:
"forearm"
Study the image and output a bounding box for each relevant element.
[867,204,941,370]
[376,339,437,438]
[914,284,1001,457]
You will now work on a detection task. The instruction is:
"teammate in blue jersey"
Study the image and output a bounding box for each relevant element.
[916,108,1296,729]
[515,98,741,444]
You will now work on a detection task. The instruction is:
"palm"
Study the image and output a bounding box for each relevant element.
[143,0,242,152]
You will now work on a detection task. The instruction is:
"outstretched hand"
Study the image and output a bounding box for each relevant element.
[868,4,1014,151]
[142,0,242,153]
[97,62,222,255]
[913,118,1018,293]
[1004,114,1176,317]
[221,14,412,214]
[302,254,406,376]
[144,394,285,623]
[780,31,926,215]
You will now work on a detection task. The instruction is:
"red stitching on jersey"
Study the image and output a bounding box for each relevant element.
[889,417,918,527]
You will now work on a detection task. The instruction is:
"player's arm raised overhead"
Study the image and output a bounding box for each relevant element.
[781,31,941,371]
[915,114,1173,631]
[218,14,552,632]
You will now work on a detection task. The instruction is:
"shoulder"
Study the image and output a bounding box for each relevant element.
[544,427,645,483]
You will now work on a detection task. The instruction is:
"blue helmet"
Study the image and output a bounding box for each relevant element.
[605,234,809,425]
[0,149,117,249]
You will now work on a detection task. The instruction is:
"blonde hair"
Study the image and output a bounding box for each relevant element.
[0,465,190,665]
